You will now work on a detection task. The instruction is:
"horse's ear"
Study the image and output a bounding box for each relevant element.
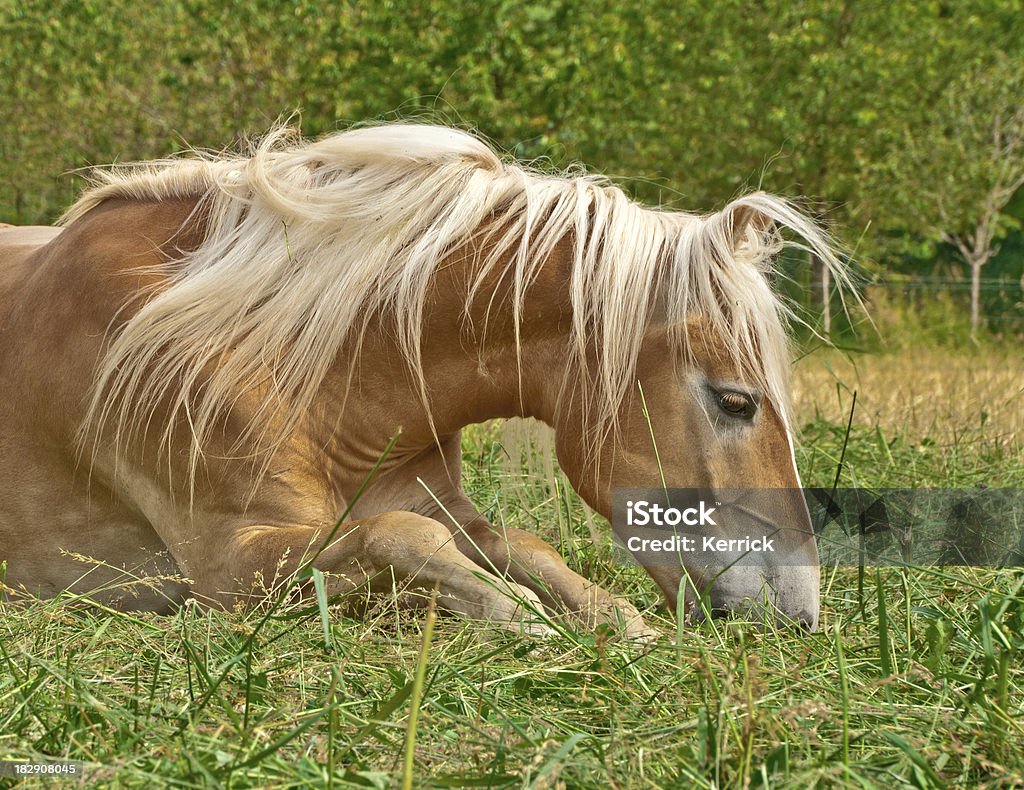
[726,196,775,249]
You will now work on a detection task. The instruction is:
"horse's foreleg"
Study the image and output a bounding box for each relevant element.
[188,511,551,634]
[448,516,656,641]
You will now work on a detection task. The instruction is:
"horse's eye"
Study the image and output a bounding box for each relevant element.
[717,390,757,420]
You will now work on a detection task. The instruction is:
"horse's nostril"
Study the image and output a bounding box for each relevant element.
[686,605,730,623]
[786,609,818,632]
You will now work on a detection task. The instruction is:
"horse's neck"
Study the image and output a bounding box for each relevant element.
[316,247,574,481]
[319,324,568,465]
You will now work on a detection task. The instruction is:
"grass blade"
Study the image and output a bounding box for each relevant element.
[402,592,437,790]
[311,568,332,651]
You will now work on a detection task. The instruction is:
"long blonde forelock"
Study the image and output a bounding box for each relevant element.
[66,123,845,497]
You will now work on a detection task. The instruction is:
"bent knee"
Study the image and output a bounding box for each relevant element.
[361,511,455,557]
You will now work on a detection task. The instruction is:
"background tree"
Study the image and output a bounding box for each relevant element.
[898,57,1024,334]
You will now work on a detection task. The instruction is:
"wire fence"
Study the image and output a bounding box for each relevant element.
[864,276,1024,326]
[869,277,1024,291]
[789,273,1024,336]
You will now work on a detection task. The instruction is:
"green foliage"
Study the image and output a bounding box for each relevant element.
[1,0,1022,325]
[0,3,1017,206]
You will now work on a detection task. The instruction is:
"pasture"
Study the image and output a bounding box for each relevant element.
[2,344,1022,788]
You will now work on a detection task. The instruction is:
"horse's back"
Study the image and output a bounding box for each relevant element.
[0,224,64,297]
[0,224,64,256]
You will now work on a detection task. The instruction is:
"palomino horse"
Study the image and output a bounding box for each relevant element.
[0,125,840,635]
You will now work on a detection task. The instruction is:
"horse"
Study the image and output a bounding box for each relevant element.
[0,124,842,636]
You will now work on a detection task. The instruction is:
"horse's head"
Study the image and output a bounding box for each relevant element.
[619,321,817,631]
[546,195,833,631]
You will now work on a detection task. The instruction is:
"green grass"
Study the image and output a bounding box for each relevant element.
[2,356,1024,788]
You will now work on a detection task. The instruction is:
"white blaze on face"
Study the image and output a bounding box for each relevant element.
[782,421,820,630]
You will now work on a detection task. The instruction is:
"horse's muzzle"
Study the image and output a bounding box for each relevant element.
[690,562,821,631]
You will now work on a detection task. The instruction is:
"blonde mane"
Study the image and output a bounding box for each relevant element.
[65,124,845,493]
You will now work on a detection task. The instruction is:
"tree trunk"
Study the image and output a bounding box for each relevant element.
[944,230,993,338]
[970,257,983,336]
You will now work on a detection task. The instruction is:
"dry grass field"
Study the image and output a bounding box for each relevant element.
[790,343,1024,494]
[793,347,1024,447]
